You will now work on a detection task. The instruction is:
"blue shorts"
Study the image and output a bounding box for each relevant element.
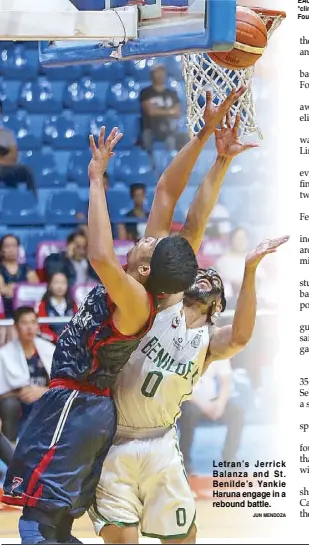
[2,385,116,518]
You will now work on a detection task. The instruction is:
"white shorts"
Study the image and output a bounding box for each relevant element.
[89,427,196,539]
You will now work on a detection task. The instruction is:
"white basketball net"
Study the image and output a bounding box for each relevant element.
[182,10,285,139]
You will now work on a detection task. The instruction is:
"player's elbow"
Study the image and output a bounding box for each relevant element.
[229,334,251,352]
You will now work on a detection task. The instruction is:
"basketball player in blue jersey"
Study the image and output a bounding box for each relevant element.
[1,128,198,544]
[2,86,245,544]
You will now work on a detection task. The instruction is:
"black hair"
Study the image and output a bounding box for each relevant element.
[14,306,37,324]
[0,234,20,260]
[42,272,75,311]
[66,231,86,245]
[146,236,198,296]
[130,183,146,199]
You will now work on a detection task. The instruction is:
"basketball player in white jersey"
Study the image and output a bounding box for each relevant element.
[89,107,289,543]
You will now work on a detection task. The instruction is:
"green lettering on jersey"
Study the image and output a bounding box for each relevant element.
[166,358,176,372]
[175,362,187,376]
[153,349,170,369]
[183,361,194,380]
[141,336,159,356]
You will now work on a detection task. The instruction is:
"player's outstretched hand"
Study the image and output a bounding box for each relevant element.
[215,113,258,158]
[245,235,290,270]
[202,86,246,132]
[88,126,123,182]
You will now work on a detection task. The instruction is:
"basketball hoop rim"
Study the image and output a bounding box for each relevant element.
[251,7,286,20]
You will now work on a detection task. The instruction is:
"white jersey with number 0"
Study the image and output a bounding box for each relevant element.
[114,301,210,435]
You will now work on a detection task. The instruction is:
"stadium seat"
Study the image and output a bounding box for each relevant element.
[88,112,139,150]
[45,190,88,224]
[40,63,84,81]
[36,240,66,271]
[125,58,156,82]
[164,55,183,79]
[3,111,41,150]
[107,79,141,113]
[43,111,86,149]
[72,282,97,307]
[13,283,47,311]
[85,61,125,82]
[113,240,134,266]
[0,78,19,113]
[63,78,107,112]
[0,45,39,79]
[106,188,130,219]
[20,148,64,188]
[0,190,44,225]
[67,150,91,184]
[114,149,156,186]
[153,149,177,177]
[19,79,63,114]
[0,295,4,317]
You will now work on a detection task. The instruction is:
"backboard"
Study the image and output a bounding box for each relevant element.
[32,0,236,65]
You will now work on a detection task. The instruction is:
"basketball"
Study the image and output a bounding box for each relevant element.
[207,6,268,70]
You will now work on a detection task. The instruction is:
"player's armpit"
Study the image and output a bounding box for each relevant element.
[90,257,151,336]
[203,325,245,370]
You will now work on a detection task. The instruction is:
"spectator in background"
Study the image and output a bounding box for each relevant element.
[178,360,245,473]
[37,272,78,344]
[123,183,149,241]
[216,227,264,298]
[0,307,54,443]
[140,65,185,156]
[0,100,37,196]
[44,231,97,287]
[0,234,39,328]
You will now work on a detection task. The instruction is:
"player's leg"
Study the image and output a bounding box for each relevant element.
[101,524,139,544]
[0,430,13,466]
[89,437,141,544]
[3,388,116,544]
[140,428,196,543]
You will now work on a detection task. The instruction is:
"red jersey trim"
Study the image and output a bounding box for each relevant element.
[49,378,111,397]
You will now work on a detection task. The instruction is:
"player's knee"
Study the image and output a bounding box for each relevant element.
[100,524,139,544]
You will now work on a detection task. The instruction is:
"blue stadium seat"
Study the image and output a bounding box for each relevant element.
[107,79,141,113]
[106,188,130,219]
[0,78,19,113]
[0,46,38,79]
[114,149,156,186]
[153,149,177,177]
[20,148,64,188]
[85,61,125,82]
[0,190,43,225]
[63,78,107,112]
[19,78,63,113]
[67,150,91,184]
[125,58,156,82]
[43,111,86,149]
[3,111,41,150]
[40,63,83,81]
[89,112,139,150]
[164,55,183,80]
[46,190,88,224]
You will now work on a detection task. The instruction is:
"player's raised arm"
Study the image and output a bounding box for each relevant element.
[145,86,246,239]
[180,113,258,254]
[88,127,151,335]
[204,236,290,368]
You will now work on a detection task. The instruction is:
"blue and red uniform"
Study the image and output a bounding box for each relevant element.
[2,283,156,540]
